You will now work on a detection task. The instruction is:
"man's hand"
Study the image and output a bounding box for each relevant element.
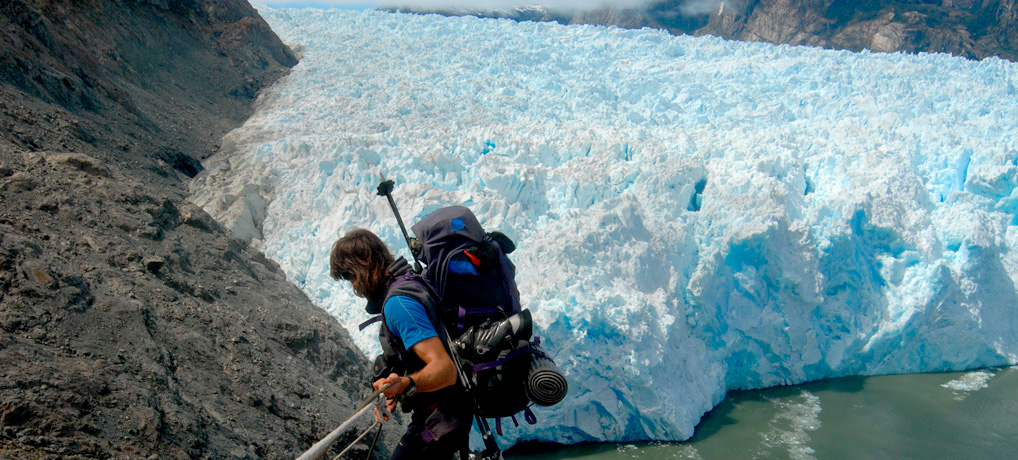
[373,373,406,398]
[372,374,400,423]
[372,373,405,422]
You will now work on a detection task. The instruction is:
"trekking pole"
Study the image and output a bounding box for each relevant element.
[295,383,392,460]
[375,177,503,460]
[376,175,423,272]
[436,320,505,460]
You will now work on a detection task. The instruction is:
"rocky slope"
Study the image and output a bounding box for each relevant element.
[667,0,1018,62]
[1,1,392,459]
[398,0,1018,62]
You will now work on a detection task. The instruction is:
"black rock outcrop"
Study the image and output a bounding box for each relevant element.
[1,1,388,459]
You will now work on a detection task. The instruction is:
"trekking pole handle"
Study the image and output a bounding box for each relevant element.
[376,177,423,272]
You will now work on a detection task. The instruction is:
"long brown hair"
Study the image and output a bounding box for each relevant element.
[330,229,394,298]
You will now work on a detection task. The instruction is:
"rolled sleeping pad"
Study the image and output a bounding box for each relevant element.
[525,350,567,406]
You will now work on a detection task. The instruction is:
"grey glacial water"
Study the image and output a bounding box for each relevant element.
[508,367,1018,459]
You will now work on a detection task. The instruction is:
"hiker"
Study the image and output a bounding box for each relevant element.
[329,229,472,460]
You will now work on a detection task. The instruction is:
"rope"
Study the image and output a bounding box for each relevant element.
[365,421,384,460]
[295,383,392,460]
[331,422,380,460]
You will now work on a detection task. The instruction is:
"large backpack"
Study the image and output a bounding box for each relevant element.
[410,206,536,420]
[367,206,567,428]
[411,206,520,335]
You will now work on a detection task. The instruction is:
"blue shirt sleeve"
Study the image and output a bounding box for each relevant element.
[384,294,438,349]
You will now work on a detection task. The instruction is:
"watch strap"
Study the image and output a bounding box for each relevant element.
[404,375,417,396]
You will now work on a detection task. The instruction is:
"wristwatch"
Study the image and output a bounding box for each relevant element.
[403,375,417,397]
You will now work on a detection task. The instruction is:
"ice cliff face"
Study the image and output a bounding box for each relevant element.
[191,8,1018,445]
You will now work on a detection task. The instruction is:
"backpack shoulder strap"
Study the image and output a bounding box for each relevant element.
[387,271,434,303]
[375,273,434,372]
[358,315,383,331]
[361,271,435,332]
[382,271,446,347]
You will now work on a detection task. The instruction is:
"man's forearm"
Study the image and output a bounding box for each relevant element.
[403,336,459,394]
[407,357,457,393]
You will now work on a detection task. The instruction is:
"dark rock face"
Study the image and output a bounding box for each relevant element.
[1,1,390,459]
[0,0,297,183]
[680,0,1018,62]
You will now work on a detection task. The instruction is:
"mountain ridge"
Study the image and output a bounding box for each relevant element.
[388,0,1018,62]
[1,1,395,458]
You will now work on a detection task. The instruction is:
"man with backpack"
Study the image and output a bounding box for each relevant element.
[328,186,567,459]
[329,228,473,460]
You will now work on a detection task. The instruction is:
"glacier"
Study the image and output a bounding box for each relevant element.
[188,8,1018,446]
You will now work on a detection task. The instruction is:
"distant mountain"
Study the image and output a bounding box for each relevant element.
[386,0,1018,62]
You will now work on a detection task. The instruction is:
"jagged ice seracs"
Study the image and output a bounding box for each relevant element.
[189,8,1018,446]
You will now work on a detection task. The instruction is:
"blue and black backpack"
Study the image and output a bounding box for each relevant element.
[367,206,566,432]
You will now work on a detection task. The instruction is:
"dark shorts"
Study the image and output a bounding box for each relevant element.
[390,397,473,460]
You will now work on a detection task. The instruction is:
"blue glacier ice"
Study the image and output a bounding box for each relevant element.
[189,8,1018,446]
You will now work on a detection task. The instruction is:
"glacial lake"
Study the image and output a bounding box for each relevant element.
[507,366,1018,460]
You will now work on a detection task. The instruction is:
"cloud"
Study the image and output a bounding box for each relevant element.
[260,0,658,10]
[678,0,726,16]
